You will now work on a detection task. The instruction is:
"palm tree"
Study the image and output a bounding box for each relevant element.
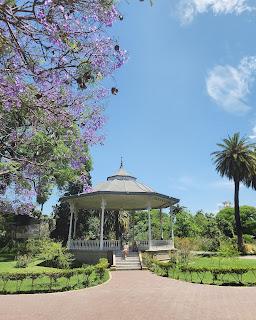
[212,133,256,252]
[104,210,129,240]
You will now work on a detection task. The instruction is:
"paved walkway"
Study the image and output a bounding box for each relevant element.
[1,271,256,320]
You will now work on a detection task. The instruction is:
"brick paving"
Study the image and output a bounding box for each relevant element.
[1,271,256,320]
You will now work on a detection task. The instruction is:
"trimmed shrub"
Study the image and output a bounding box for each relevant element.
[95,258,108,279]
[143,255,256,286]
[180,265,256,284]
[0,258,109,294]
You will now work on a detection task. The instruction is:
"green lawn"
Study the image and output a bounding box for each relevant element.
[190,256,256,268]
[0,254,62,273]
[0,254,109,294]
[168,256,256,286]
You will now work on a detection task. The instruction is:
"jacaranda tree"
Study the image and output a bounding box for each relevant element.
[0,0,127,212]
[212,133,256,252]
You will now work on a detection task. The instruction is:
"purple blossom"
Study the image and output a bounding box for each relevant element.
[0,0,127,206]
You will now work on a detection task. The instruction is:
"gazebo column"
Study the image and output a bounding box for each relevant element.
[67,201,75,250]
[73,209,78,239]
[100,199,106,250]
[170,206,175,249]
[159,208,163,240]
[132,210,135,244]
[148,203,152,250]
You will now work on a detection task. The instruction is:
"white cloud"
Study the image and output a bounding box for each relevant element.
[177,0,254,24]
[206,56,256,114]
[249,125,256,139]
[174,175,196,191]
[210,179,234,189]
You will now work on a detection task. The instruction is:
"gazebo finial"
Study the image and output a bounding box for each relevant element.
[120,156,123,168]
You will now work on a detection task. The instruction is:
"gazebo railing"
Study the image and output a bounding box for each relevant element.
[70,239,120,251]
[70,239,173,251]
[136,240,149,250]
[137,239,174,250]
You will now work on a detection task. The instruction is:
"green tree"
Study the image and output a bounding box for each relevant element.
[174,210,199,238]
[104,210,130,240]
[212,133,256,252]
[217,206,256,237]
[193,210,208,235]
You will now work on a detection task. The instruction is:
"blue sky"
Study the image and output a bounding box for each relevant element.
[44,0,256,215]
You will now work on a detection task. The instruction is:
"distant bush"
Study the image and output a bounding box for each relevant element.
[25,238,48,257]
[15,255,31,268]
[39,241,73,269]
[243,244,256,255]
[142,253,175,277]
[175,238,197,251]
[243,234,255,244]
[175,238,194,265]
[218,240,239,257]
[0,240,27,255]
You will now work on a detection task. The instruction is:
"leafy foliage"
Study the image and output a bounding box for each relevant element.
[217,206,256,236]
[39,241,73,269]
[217,240,239,257]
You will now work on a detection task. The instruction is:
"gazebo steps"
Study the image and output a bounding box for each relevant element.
[116,266,141,270]
[115,257,139,261]
[114,252,142,270]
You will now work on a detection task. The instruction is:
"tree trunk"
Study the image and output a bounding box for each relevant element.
[234,179,244,253]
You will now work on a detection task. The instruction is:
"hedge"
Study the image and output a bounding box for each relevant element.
[180,265,256,284]
[0,258,109,294]
[142,254,256,285]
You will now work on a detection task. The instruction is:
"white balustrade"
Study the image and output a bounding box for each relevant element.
[151,240,173,250]
[70,239,173,251]
[136,240,149,250]
[137,239,173,250]
[70,239,120,251]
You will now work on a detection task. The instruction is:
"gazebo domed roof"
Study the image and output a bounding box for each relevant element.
[93,163,154,193]
[62,161,179,210]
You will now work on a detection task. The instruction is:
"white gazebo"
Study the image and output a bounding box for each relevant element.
[62,161,179,256]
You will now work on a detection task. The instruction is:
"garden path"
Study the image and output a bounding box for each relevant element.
[1,270,256,320]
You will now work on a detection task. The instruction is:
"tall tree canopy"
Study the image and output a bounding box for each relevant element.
[0,0,127,212]
[217,206,256,238]
[212,133,256,252]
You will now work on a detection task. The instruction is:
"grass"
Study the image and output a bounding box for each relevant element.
[190,256,256,268]
[168,256,256,286]
[0,254,109,294]
[0,254,62,273]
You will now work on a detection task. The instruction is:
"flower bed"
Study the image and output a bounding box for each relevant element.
[0,258,109,294]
